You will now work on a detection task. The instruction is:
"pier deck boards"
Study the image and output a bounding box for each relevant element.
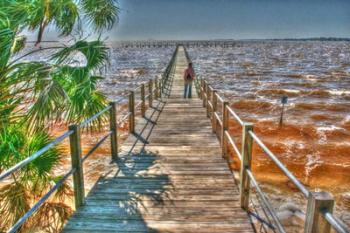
[63,47,254,232]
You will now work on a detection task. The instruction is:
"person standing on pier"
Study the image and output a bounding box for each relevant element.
[183,62,195,98]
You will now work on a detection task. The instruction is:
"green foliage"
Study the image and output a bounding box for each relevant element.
[0,125,26,171]
[11,36,27,54]
[25,131,61,179]
[52,40,109,69]
[0,28,15,70]
[24,0,79,36]
[0,182,30,231]
[0,0,118,231]
[81,0,119,31]
[0,125,60,182]
[1,0,119,44]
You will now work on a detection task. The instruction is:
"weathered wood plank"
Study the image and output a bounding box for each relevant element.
[63,46,254,233]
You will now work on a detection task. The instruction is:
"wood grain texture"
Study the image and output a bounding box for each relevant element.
[63,46,254,233]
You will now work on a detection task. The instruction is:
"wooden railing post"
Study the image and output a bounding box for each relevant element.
[154,77,159,100]
[221,101,229,157]
[305,192,334,233]
[206,86,211,118]
[141,84,146,117]
[212,90,218,133]
[199,79,203,100]
[68,124,85,208]
[162,74,166,92]
[149,79,153,108]
[109,102,118,160]
[129,91,135,134]
[240,123,254,210]
[202,81,207,107]
[158,79,162,97]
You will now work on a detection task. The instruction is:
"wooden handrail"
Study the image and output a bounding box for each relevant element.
[192,59,348,233]
[0,48,177,233]
[3,46,348,233]
[323,212,349,233]
[248,130,309,197]
[0,130,74,181]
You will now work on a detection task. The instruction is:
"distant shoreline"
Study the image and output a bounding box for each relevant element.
[27,37,350,44]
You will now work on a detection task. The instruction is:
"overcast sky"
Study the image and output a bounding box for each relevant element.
[27,0,350,41]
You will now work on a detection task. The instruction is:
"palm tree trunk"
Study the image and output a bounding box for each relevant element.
[35,22,46,46]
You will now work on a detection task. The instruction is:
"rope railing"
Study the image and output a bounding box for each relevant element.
[189,47,349,233]
[0,46,179,233]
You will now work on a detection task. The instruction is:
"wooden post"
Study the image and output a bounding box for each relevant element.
[212,90,218,133]
[109,102,118,160]
[305,192,335,233]
[162,74,166,92]
[158,79,163,98]
[141,84,146,117]
[128,91,135,134]
[149,79,153,108]
[202,81,207,107]
[206,86,211,118]
[69,124,85,208]
[199,79,204,100]
[221,101,229,157]
[240,123,254,210]
[154,78,159,100]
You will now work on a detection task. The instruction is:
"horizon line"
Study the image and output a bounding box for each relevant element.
[27,37,350,43]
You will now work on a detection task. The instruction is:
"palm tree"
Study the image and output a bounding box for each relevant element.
[3,0,119,46]
[0,125,73,232]
[0,1,118,231]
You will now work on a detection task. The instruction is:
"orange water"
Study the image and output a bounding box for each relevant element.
[189,41,350,228]
[33,42,350,229]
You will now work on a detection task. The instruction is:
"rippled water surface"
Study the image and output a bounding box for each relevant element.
[21,41,350,229]
[188,41,350,229]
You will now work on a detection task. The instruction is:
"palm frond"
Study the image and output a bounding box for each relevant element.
[0,125,26,172]
[51,40,109,70]
[26,78,67,130]
[0,182,30,232]
[0,28,15,70]
[23,131,61,179]
[55,66,108,126]
[24,0,47,31]
[53,0,79,36]
[11,35,26,54]
[0,0,29,30]
[51,176,73,203]
[28,202,72,232]
[80,0,119,31]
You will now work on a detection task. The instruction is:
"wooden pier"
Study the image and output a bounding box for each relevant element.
[62,46,254,232]
[116,40,236,48]
[1,46,348,233]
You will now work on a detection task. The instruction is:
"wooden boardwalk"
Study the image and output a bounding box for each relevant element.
[63,46,254,232]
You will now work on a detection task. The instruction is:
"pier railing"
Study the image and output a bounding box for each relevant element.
[0,46,178,233]
[194,77,349,233]
[186,43,348,233]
